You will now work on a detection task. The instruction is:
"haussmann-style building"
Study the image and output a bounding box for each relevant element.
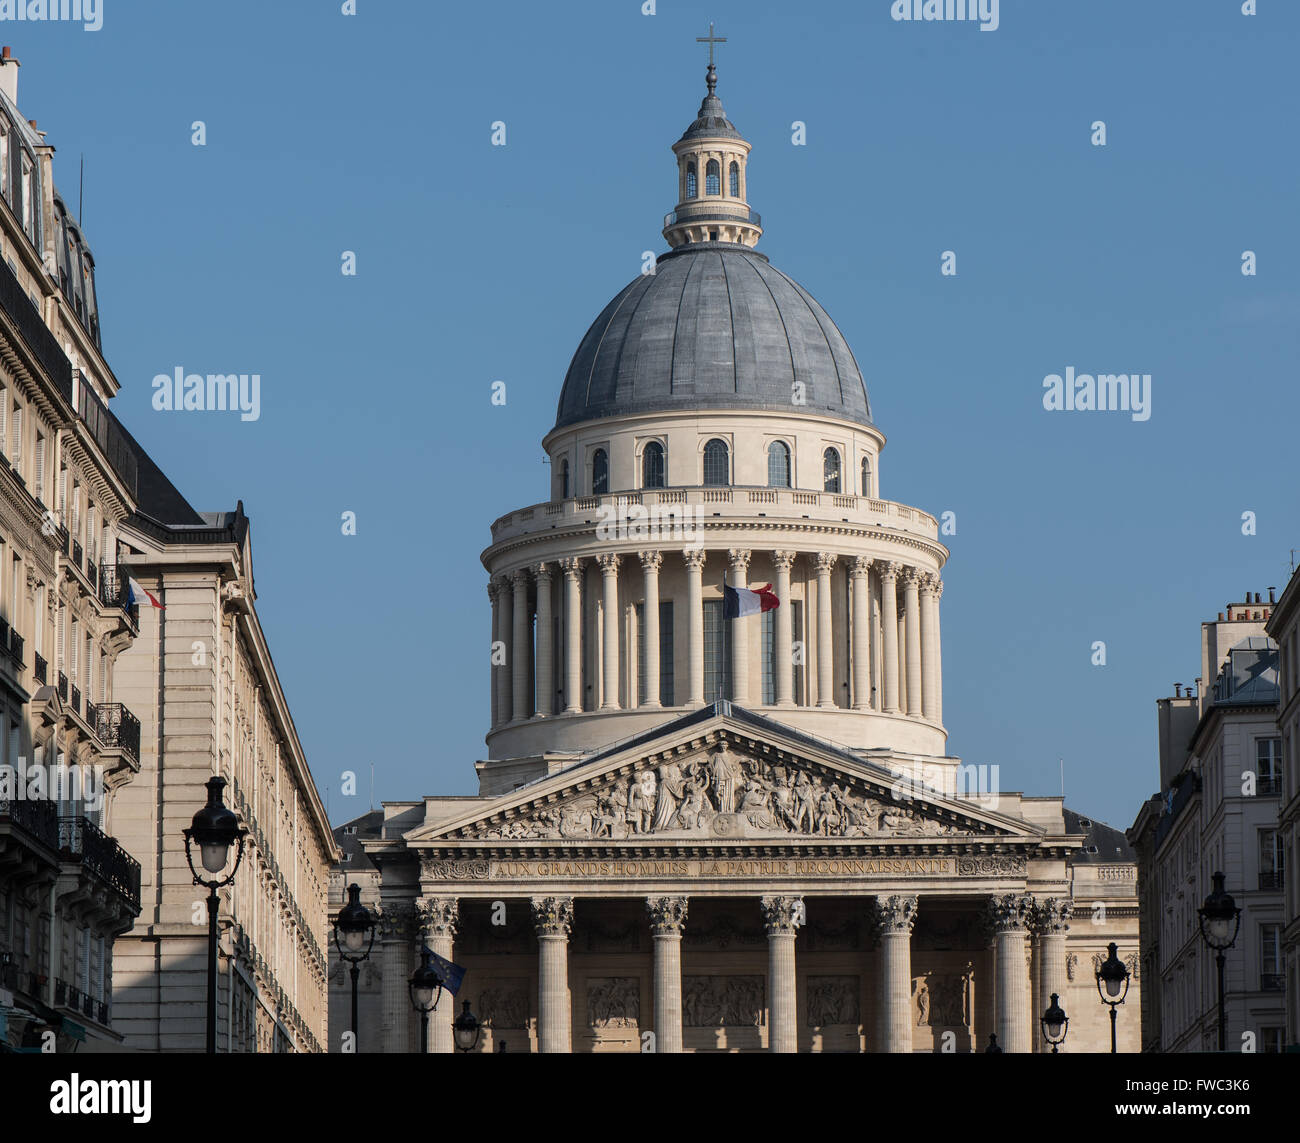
[353,60,1140,1054]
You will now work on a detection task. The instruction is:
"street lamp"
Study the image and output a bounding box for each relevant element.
[408,948,444,1054]
[1040,993,1068,1053]
[452,999,481,1053]
[182,776,247,1055]
[1095,942,1131,1054]
[1198,870,1241,1052]
[333,882,376,1052]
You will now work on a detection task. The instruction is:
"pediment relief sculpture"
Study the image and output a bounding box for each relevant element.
[464,742,981,841]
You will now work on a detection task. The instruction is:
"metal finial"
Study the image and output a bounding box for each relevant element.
[696,21,726,90]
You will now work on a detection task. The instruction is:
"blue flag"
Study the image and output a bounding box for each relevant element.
[424,946,467,997]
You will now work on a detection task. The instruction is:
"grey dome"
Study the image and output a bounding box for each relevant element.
[554,245,872,432]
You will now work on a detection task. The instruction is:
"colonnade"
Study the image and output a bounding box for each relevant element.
[382,892,1073,1054]
[487,549,943,725]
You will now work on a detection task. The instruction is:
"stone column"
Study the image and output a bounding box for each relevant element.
[532,896,574,1054]
[850,556,873,710]
[379,904,414,1054]
[487,581,501,728]
[533,563,553,718]
[511,569,531,721]
[813,553,836,708]
[919,574,940,723]
[560,558,583,714]
[878,561,900,713]
[1030,898,1072,1053]
[987,894,1033,1053]
[902,569,923,718]
[417,897,459,1054]
[597,554,621,710]
[931,578,944,723]
[873,895,918,1053]
[761,895,804,1052]
[728,549,751,704]
[646,896,688,1053]
[638,551,663,707]
[497,576,513,723]
[772,551,796,707]
[683,548,706,707]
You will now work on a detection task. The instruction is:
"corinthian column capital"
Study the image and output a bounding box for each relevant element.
[486,580,500,605]
[511,567,531,589]
[873,894,918,936]
[531,896,575,937]
[646,895,689,936]
[760,895,805,935]
[416,896,459,940]
[850,555,873,580]
[596,553,621,575]
[681,548,707,571]
[900,566,922,589]
[533,561,553,583]
[1030,897,1072,936]
[877,560,900,584]
[771,550,797,572]
[812,552,837,575]
[987,893,1034,934]
[727,548,751,574]
[559,556,584,581]
[638,550,663,573]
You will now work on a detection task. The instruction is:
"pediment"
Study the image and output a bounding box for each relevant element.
[409,710,1037,846]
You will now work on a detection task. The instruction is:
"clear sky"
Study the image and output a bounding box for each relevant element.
[13,0,1298,831]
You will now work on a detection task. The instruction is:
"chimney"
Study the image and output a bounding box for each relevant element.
[0,47,18,109]
[1269,587,1276,604]
[1174,683,1182,698]
[1255,592,1262,604]
[1218,611,1224,621]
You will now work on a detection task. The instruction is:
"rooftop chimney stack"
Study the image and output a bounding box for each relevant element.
[0,47,18,109]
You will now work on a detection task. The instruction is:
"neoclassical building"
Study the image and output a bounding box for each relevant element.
[358,60,1139,1054]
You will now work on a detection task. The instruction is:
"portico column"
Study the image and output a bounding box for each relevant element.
[646,896,688,1053]
[761,895,804,1052]
[772,551,796,706]
[931,578,944,723]
[417,898,459,1053]
[638,552,663,707]
[728,549,751,704]
[988,894,1033,1053]
[487,581,501,728]
[813,553,836,708]
[850,556,872,710]
[902,569,923,718]
[873,895,918,1053]
[683,548,707,707]
[533,563,554,718]
[532,896,574,1053]
[597,554,621,710]
[1030,898,1072,1053]
[878,561,900,713]
[511,568,531,721]
[496,576,513,723]
[919,574,941,723]
[379,904,414,1054]
[560,558,583,713]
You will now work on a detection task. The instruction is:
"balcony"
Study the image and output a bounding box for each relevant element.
[92,702,141,768]
[1261,973,1284,992]
[57,670,68,703]
[0,793,59,852]
[664,205,761,228]
[97,565,139,628]
[70,685,81,716]
[58,815,142,910]
[0,251,75,405]
[54,978,110,1026]
[8,630,21,668]
[1259,871,1284,891]
[33,652,46,685]
[72,538,83,569]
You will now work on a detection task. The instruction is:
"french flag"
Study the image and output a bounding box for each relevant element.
[127,578,165,610]
[723,582,780,619]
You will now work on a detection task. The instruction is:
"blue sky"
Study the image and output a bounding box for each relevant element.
[14,0,1298,830]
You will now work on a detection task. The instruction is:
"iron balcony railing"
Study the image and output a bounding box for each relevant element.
[0,252,75,406]
[92,702,141,768]
[70,685,81,716]
[57,670,68,702]
[58,815,141,910]
[8,629,21,668]
[72,538,83,569]
[1260,871,1284,891]
[663,205,762,228]
[1262,973,1284,992]
[0,793,59,851]
[98,565,138,627]
[85,697,98,729]
[86,561,98,590]
[33,651,46,685]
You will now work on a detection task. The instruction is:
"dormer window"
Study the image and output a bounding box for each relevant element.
[706,159,720,195]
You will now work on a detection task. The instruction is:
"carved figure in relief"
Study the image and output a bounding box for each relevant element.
[653,761,686,831]
[708,744,741,814]
[626,777,652,834]
[791,771,816,832]
[678,780,709,831]
[914,978,930,1026]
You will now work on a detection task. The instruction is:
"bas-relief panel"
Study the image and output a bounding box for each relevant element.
[586,977,641,1029]
[478,979,531,1030]
[805,976,861,1026]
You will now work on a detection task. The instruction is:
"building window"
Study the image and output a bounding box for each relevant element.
[1260,1027,1285,1053]
[686,162,697,198]
[559,458,569,499]
[591,448,609,495]
[792,600,805,704]
[861,455,872,497]
[642,441,665,489]
[1257,737,1282,795]
[1260,829,1284,891]
[823,447,841,493]
[706,159,720,196]
[702,438,729,486]
[767,441,791,488]
[0,121,8,200]
[729,161,740,197]
[636,600,674,706]
[762,609,776,704]
[702,599,731,702]
[1260,924,1283,991]
[20,153,33,240]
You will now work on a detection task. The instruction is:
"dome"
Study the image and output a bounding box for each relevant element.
[554,244,872,432]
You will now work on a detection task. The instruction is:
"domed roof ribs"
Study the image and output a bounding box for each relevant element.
[781,271,848,410]
[719,250,740,395]
[668,250,703,398]
[608,270,661,412]
[580,275,650,413]
[745,254,798,401]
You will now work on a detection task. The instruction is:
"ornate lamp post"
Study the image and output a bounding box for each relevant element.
[1095,942,1131,1054]
[182,776,247,1054]
[1040,993,1068,1054]
[333,882,376,1052]
[408,948,444,1054]
[1198,871,1241,1052]
[452,999,481,1053]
